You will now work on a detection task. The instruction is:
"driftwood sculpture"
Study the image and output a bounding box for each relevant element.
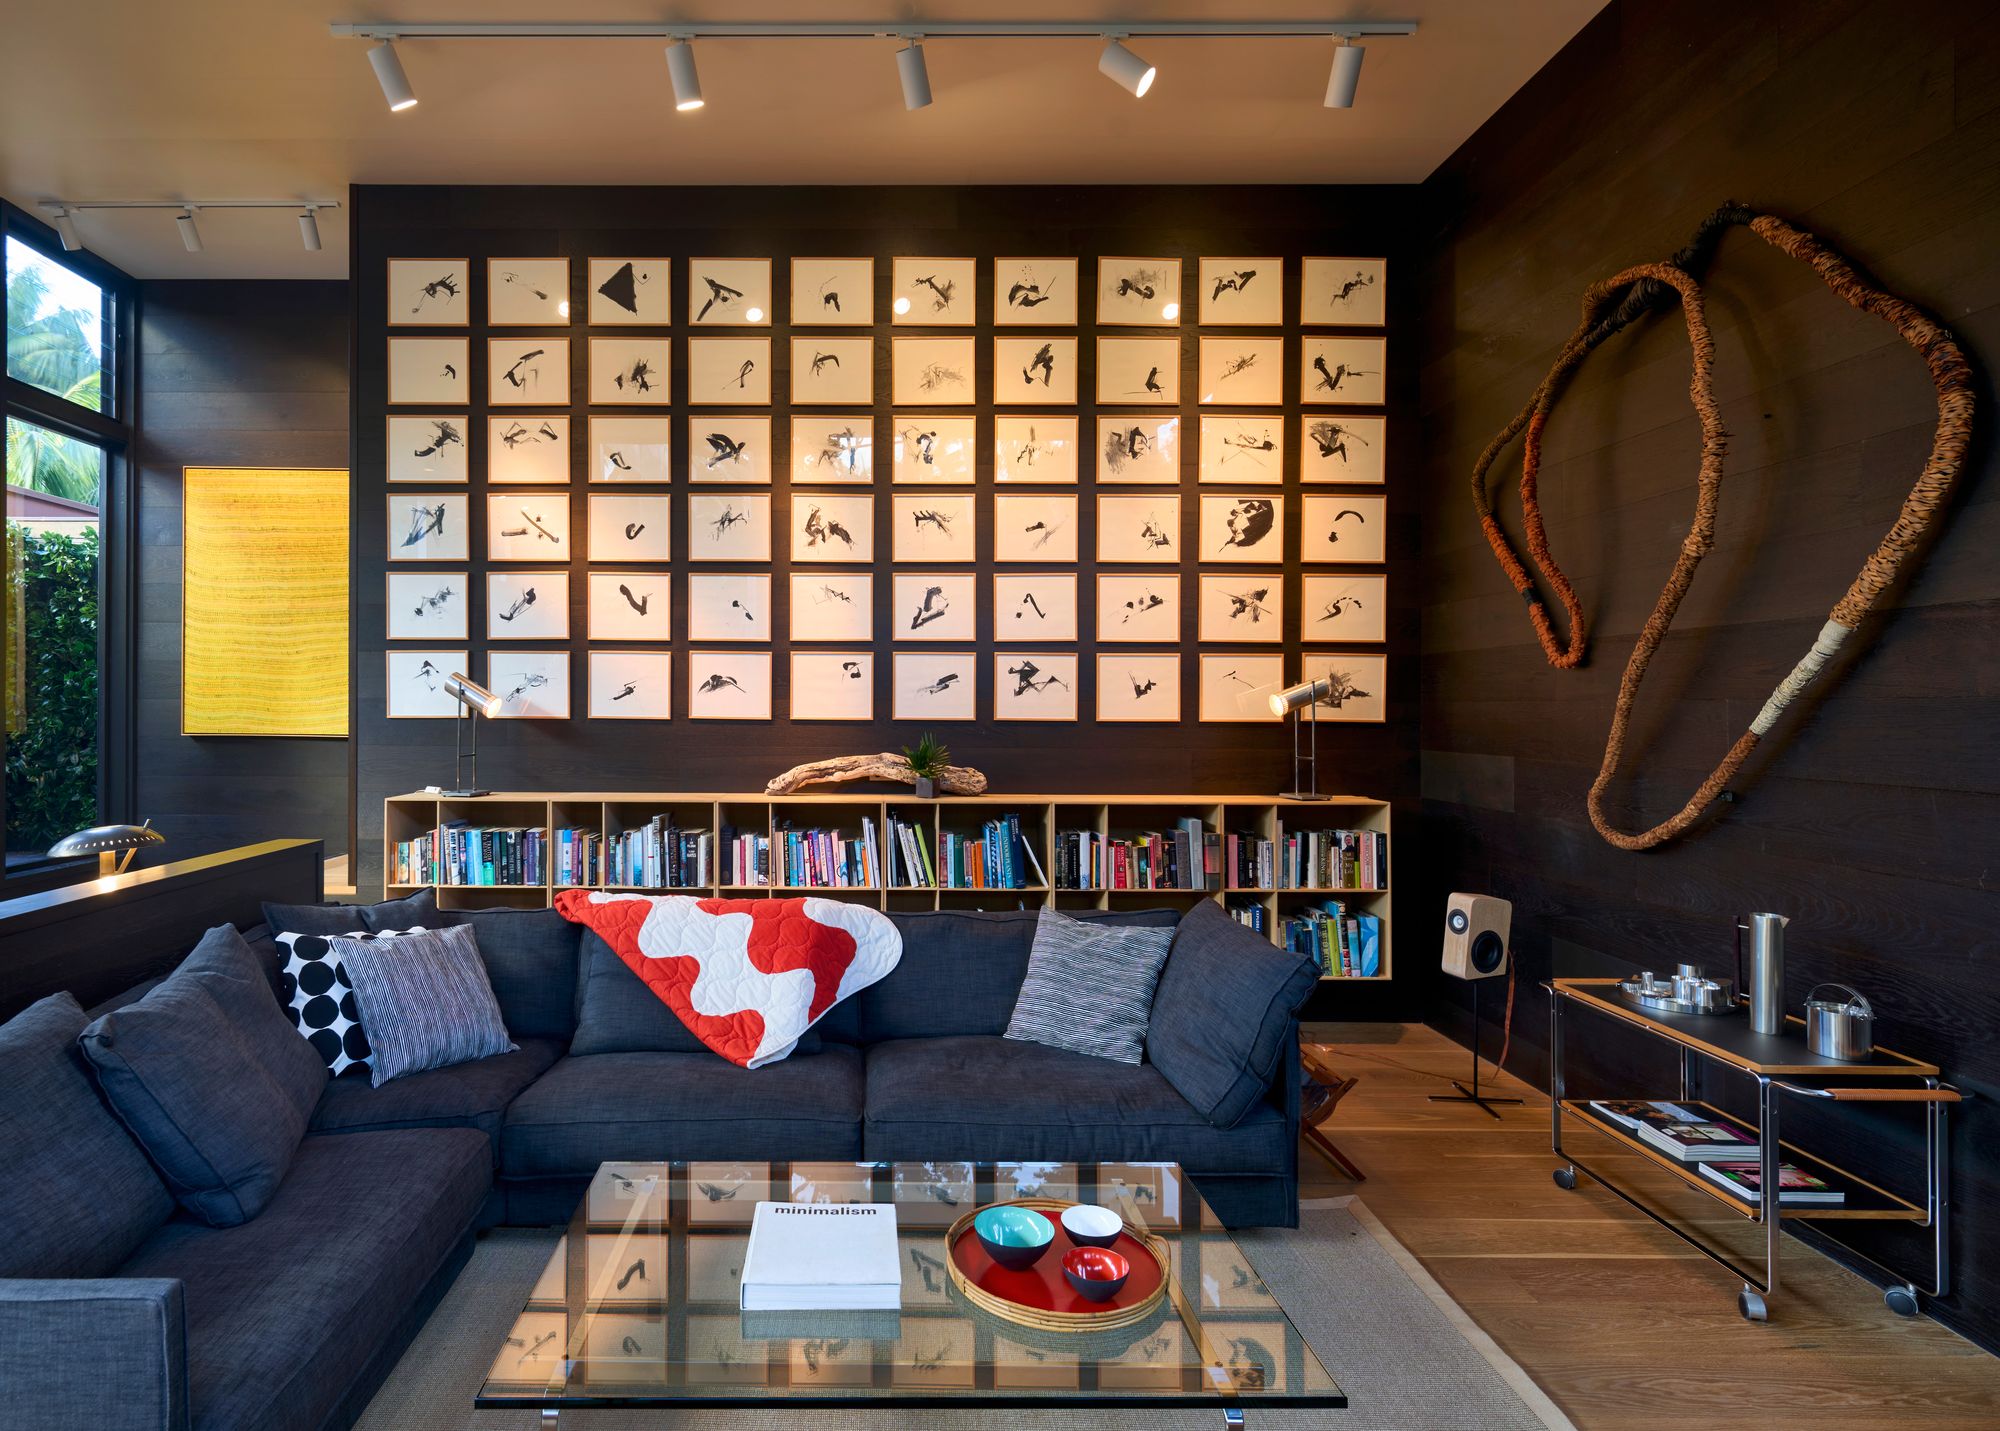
[764,754,989,796]
[1473,204,1972,850]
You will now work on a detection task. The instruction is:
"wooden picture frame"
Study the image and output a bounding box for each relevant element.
[485,491,571,562]
[487,415,570,485]
[1300,414,1385,485]
[686,572,773,643]
[891,494,976,563]
[791,257,875,327]
[686,337,771,405]
[1301,573,1388,643]
[485,649,571,720]
[789,571,874,643]
[1199,415,1283,483]
[993,337,1078,406]
[892,337,975,405]
[1298,651,1388,723]
[487,258,571,326]
[1199,495,1284,564]
[386,259,469,327]
[385,649,469,718]
[993,653,1078,722]
[1196,572,1284,644]
[587,650,672,719]
[891,258,977,326]
[1300,257,1387,326]
[1096,653,1182,723]
[686,492,772,562]
[891,572,977,642]
[1197,257,1284,326]
[385,415,469,484]
[486,570,570,641]
[386,492,470,562]
[992,572,1078,642]
[893,652,976,722]
[890,415,977,484]
[687,651,772,720]
[1301,335,1387,406]
[993,257,1079,326]
[789,415,874,485]
[1096,415,1181,484]
[1198,653,1283,723]
[790,336,874,405]
[588,416,671,485]
[790,651,874,721]
[687,414,771,484]
[1097,336,1181,405]
[385,571,468,641]
[687,259,771,326]
[587,337,671,406]
[586,493,672,562]
[790,492,875,564]
[588,258,671,325]
[386,337,468,404]
[487,336,569,406]
[1096,573,1181,644]
[1095,495,1181,564]
[1096,256,1183,326]
[1197,336,1284,406]
[1300,493,1387,563]
[992,493,1078,563]
[587,570,673,642]
[993,415,1078,483]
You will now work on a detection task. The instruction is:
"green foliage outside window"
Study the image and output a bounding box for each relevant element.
[5,525,99,853]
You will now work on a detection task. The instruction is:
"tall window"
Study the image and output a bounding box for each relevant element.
[2,213,132,881]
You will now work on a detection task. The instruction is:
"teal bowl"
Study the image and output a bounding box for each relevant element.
[974,1206,1055,1270]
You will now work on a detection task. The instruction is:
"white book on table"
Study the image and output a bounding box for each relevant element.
[739,1201,901,1312]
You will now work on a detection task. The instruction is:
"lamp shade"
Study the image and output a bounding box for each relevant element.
[48,823,165,859]
[1269,678,1337,716]
[446,672,503,718]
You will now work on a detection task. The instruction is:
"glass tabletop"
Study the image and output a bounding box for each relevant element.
[476,1160,1344,1413]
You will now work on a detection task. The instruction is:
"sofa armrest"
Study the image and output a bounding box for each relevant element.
[0,1278,189,1431]
[1271,1016,1303,1170]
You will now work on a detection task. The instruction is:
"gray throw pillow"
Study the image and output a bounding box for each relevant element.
[331,925,516,1087]
[1003,908,1175,1065]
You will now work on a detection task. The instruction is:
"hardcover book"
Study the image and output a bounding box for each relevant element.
[740,1201,901,1311]
[1698,1161,1845,1205]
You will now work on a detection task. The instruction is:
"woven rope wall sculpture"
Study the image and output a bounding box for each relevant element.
[1471,205,1974,850]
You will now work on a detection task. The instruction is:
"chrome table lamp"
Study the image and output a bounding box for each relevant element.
[437,672,502,798]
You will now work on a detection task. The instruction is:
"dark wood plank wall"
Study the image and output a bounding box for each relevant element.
[134,281,352,858]
[1416,0,2000,1347]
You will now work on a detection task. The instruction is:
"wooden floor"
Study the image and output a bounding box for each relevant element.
[1299,1023,2000,1430]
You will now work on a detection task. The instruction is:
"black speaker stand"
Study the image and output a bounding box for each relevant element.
[1429,977,1522,1120]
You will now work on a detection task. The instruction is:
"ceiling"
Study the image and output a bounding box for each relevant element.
[2,2,1607,279]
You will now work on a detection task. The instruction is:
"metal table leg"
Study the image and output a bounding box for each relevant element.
[1550,984,1579,1189]
[1224,1408,1245,1428]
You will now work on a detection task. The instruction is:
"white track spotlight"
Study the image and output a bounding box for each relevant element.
[299,208,322,252]
[175,209,203,253]
[1099,37,1156,98]
[50,207,81,252]
[896,39,933,110]
[1325,37,1365,108]
[368,40,419,111]
[665,39,705,111]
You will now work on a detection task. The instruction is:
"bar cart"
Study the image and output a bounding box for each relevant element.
[1546,978,1962,1322]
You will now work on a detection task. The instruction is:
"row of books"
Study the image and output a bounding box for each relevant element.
[935,814,1049,890]
[1283,901,1382,977]
[1053,820,1220,891]
[1279,827,1388,891]
[768,820,882,889]
[391,821,546,887]
[608,818,714,889]
[1226,900,1269,933]
[554,827,603,887]
[1587,1100,1843,1205]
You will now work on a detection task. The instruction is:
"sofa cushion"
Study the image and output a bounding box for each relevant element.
[570,927,827,1057]
[275,926,426,1077]
[863,1036,1291,1172]
[332,925,516,1085]
[441,906,581,1039]
[0,993,174,1278]
[116,1128,489,1431]
[80,925,328,1228]
[1004,908,1174,1065]
[309,1036,563,1153]
[860,908,1181,1043]
[1147,899,1322,1127]
[501,1045,865,1178]
[260,887,436,938]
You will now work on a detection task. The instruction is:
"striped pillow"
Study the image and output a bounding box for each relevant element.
[328,925,517,1087]
[1004,908,1175,1064]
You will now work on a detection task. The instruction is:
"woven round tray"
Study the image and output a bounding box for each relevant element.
[944,1197,1170,1333]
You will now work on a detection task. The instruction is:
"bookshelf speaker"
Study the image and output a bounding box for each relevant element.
[1442,893,1511,980]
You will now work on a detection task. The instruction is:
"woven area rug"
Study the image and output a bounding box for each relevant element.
[358,1195,1572,1431]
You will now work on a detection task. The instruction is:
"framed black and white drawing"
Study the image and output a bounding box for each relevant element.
[588,650,671,720]
[894,652,976,722]
[992,493,1078,563]
[587,493,672,562]
[789,571,873,642]
[890,417,976,484]
[1096,257,1182,326]
[588,337,670,406]
[1199,416,1283,484]
[1198,654,1283,723]
[892,338,975,405]
[993,338,1078,405]
[1197,258,1283,326]
[486,571,570,641]
[385,649,468,718]
[588,417,670,485]
[487,415,570,485]
[1302,574,1387,643]
[387,493,469,562]
[993,573,1078,642]
[1302,415,1384,484]
[1096,495,1181,564]
[892,494,976,563]
[1300,257,1386,327]
[1200,495,1284,563]
[688,259,770,326]
[386,572,467,641]
[588,258,670,326]
[487,650,571,720]
[993,416,1077,483]
[1196,573,1283,643]
[1097,337,1180,405]
[789,337,873,405]
[993,654,1078,722]
[687,651,771,720]
[687,337,771,405]
[488,337,569,406]
[687,415,770,485]
[1096,574,1181,644]
[686,572,771,643]
[1301,335,1386,405]
[587,570,672,642]
[1097,415,1181,484]
[1297,651,1387,723]
[387,259,468,327]
[1198,337,1283,405]
[387,337,468,404]
[488,259,571,326]
[790,652,873,722]
[791,493,875,564]
[1300,493,1386,562]
[791,258,874,327]
[386,416,468,484]
[486,492,571,561]
[1096,653,1181,723]
[891,258,976,326]
[789,416,874,485]
[892,573,976,642]
[994,257,1078,326]
[686,493,772,562]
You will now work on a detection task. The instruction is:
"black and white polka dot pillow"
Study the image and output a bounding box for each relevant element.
[276,926,426,1077]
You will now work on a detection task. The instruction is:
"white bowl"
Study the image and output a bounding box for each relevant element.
[1060,1203,1123,1248]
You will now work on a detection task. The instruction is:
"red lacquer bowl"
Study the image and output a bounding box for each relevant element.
[947,1201,1165,1322]
[1062,1246,1131,1302]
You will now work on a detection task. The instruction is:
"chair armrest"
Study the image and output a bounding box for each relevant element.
[0,1278,189,1431]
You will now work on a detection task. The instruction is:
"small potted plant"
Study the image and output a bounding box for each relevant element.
[903,732,949,799]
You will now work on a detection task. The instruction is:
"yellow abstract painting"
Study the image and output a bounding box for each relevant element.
[183,467,349,736]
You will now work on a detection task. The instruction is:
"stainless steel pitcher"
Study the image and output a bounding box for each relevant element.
[1740,913,1790,1035]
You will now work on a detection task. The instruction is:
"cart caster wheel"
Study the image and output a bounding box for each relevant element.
[1553,1166,1578,1191]
[1738,1287,1768,1322]
[1885,1284,1920,1318]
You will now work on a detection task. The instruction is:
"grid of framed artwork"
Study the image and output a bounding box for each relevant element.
[381,253,1388,723]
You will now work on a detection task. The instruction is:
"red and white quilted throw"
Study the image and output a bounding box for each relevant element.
[554,891,902,1068]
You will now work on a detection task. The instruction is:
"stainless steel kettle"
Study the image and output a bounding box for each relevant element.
[1738,913,1790,1035]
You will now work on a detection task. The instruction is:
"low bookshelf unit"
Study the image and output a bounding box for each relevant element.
[382,791,1392,981]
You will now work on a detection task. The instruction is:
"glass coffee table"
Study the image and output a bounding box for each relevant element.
[478,1160,1344,1425]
